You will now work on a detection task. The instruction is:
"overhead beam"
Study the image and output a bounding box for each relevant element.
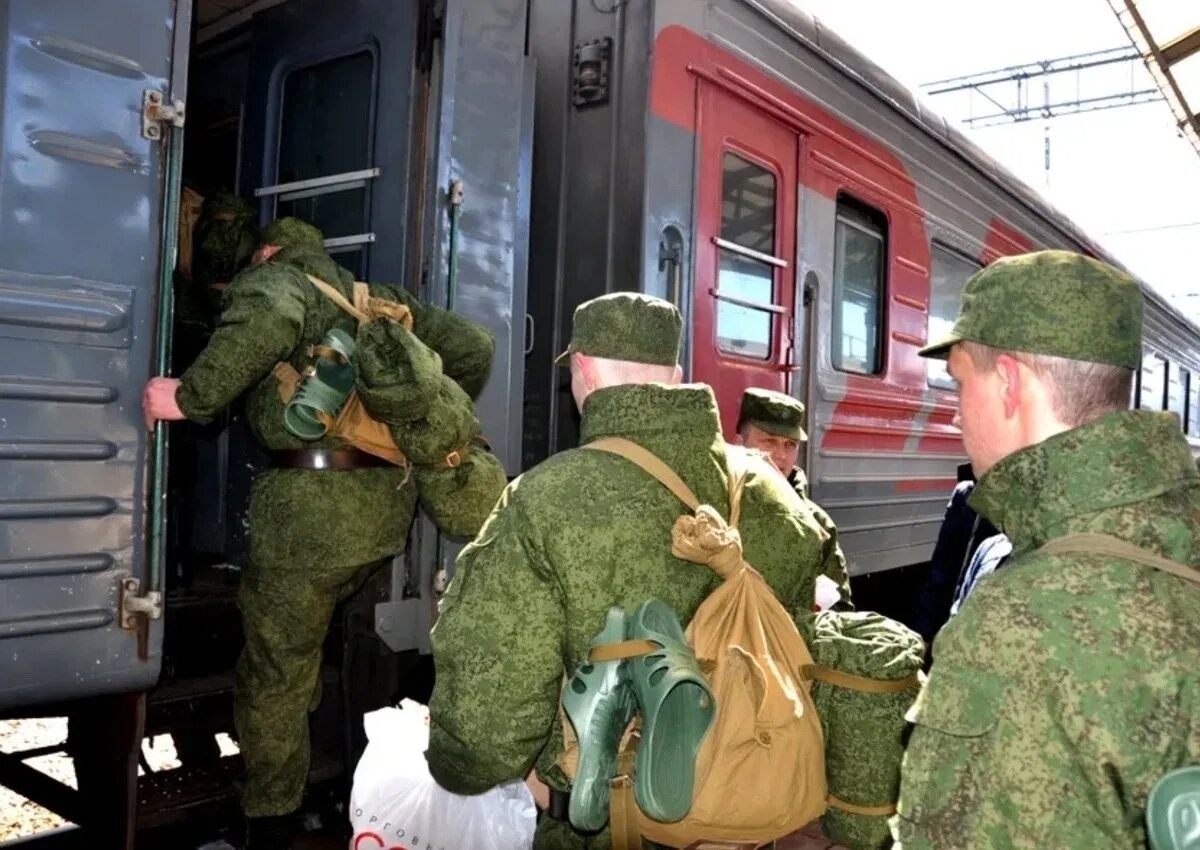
[1161,25,1200,67]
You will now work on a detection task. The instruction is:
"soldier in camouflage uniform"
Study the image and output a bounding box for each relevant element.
[735,387,852,608]
[893,250,1200,849]
[144,217,498,849]
[426,292,848,849]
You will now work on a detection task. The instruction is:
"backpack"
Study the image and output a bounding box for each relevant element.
[272,274,414,467]
[568,436,828,849]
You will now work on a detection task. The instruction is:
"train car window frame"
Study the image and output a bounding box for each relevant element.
[831,196,887,376]
[1139,351,1167,411]
[1190,370,1200,438]
[712,150,785,362]
[1167,361,1188,426]
[926,242,982,390]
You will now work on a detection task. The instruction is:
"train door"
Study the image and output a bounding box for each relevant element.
[240,0,418,284]
[0,0,189,708]
[692,84,800,436]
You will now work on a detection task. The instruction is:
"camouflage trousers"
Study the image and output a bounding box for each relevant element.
[233,551,386,817]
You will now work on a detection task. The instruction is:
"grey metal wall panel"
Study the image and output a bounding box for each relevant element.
[0,0,187,707]
[522,0,655,460]
[429,0,532,472]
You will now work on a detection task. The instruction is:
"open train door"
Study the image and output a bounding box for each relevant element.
[0,0,190,708]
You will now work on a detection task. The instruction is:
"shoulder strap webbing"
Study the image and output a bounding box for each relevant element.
[304,274,367,323]
[1038,532,1200,587]
[583,437,699,510]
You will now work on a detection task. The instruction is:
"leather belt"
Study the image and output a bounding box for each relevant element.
[271,449,393,470]
[547,788,570,822]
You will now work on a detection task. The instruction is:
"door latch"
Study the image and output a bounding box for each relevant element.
[142,89,186,140]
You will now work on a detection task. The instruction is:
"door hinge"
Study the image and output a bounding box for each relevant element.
[120,577,163,630]
[142,89,186,140]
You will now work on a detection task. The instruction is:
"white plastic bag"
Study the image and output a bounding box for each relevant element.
[349,699,537,850]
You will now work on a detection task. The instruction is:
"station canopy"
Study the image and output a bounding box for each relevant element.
[1108,0,1200,160]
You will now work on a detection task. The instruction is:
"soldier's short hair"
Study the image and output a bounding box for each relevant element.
[961,340,1132,427]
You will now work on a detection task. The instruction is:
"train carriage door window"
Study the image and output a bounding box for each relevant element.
[1140,352,1166,410]
[927,244,982,389]
[1168,363,1187,426]
[832,199,886,375]
[693,84,799,437]
[716,153,779,359]
[276,51,376,278]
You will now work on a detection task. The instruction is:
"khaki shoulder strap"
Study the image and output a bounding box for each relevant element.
[304,274,367,323]
[1038,533,1200,587]
[583,437,700,511]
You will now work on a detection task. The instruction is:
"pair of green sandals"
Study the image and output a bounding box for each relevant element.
[563,599,716,833]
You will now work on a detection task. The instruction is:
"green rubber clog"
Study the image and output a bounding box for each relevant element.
[563,606,636,833]
[627,598,715,824]
[284,328,356,441]
[1147,766,1200,850]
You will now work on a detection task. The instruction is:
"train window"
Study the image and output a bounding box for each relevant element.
[1191,377,1200,438]
[714,153,781,360]
[832,200,886,375]
[927,245,982,389]
[277,51,375,278]
[1139,352,1166,410]
[1167,364,1187,426]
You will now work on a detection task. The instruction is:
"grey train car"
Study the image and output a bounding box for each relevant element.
[0,0,1196,845]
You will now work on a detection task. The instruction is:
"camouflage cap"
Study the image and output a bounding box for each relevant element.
[919,249,1143,369]
[737,388,807,441]
[556,292,682,367]
[260,217,326,255]
[193,191,258,285]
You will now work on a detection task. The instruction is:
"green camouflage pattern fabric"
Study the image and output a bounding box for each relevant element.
[415,451,508,539]
[426,383,851,849]
[260,216,325,254]
[175,239,497,816]
[555,292,682,366]
[739,388,807,441]
[892,410,1200,849]
[235,549,398,817]
[193,190,259,287]
[355,316,506,537]
[334,262,495,401]
[801,611,924,850]
[919,249,1143,368]
[177,190,258,338]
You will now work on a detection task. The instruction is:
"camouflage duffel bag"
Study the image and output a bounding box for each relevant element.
[357,317,506,539]
[800,611,924,850]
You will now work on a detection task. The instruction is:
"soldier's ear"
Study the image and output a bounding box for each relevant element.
[994,353,1023,419]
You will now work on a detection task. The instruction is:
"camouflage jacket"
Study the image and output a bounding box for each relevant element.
[175,250,494,570]
[893,411,1200,849]
[426,383,850,796]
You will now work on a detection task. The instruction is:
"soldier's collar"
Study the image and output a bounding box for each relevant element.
[579,383,720,445]
[968,410,1198,549]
